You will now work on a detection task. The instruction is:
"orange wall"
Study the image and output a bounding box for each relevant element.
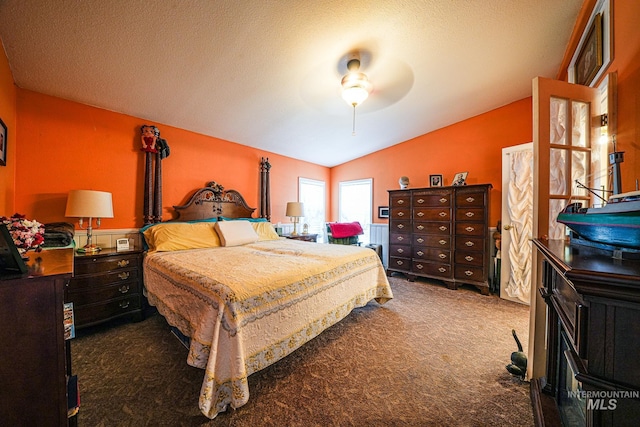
[14,90,329,228]
[0,43,17,214]
[332,98,532,226]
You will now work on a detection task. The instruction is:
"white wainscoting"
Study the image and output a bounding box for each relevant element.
[369,223,389,268]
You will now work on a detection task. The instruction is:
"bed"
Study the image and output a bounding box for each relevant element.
[141,181,393,419]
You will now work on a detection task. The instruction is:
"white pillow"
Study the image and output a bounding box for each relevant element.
[214,220,259,247]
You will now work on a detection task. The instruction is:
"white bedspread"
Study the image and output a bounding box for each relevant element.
[143,239,393,419]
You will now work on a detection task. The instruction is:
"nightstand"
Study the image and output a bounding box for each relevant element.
[66,248,144,329]
[283,233,318,242]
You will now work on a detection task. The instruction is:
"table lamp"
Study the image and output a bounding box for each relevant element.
[285,202,304,236]
[65,189,114,253]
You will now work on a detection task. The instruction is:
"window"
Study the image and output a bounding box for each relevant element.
[298,178,326,240]
[338,179,372,245]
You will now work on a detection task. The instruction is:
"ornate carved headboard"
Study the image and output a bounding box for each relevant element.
[172,184,256,221]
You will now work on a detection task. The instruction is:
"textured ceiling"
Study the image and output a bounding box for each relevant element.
[0,0,583,167]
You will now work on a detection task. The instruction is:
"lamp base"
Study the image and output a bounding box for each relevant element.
[77,244,102,254]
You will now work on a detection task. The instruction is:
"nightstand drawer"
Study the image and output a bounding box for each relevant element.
[67,280,139,306]
[74,253,140,275]
[69,268,139,290]
[73,295,142,327]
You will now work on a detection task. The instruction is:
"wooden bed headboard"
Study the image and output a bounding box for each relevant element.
[172,183,256,221]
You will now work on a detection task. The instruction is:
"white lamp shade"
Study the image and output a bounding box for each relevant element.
[285,202,304,218]
[342,85,370,106]
[65,190,114,218]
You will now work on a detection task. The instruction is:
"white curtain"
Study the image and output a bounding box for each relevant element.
[506,150,533,303]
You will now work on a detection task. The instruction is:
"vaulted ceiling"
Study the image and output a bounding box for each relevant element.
[0,0,583,167]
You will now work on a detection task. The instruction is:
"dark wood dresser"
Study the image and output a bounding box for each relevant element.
[532,239,640,426]
[387,184,492,294]
[0,248,76,426]
[67,248,144,328]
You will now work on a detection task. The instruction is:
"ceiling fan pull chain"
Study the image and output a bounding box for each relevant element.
[352,104,357,136]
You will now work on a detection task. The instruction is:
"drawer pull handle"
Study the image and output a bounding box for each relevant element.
[397,260,404,266]
[398,212,405,217]
[118,272,130,280]
[466,197,475,203]
[465,212,474,217]
[438,267,446,273]
[397,224,405,229]
[416,264,423,270]
[465,270,473,276]
[439,239,447,245]
[417,212,424,217]
[439,253,447,259]
[417,238,424,243]
[417,251,424,256]
[439,226,447,231]
[119,300,130,309]
[118,260,130,268]
[439,212,447,217]
[417,198,425,204]
[397,248,404,254]
[417,225,424,230]
[119,285,130,293]
[439,198,447,203]
[397,200,404,204]
[465,256,474,261]
[466,241,474,247]
[397,236,404,241]
[465,226,475,232]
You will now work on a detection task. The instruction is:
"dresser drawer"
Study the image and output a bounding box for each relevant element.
[389,244,411,258]
[389,257,411,271]
[413,193,451,207]
[454,250,484,267]
[414,222,450,235]
[455,191,486,207]
[390,233,411,245]
[391,208,411,220]
[390,220,411,233]
[413,247,450,263]
[455,222,485,236]
[73,295,142,327]
[69,268,139,290]
[456,236,484,251]
[74,253,140,275]
[390,194,411,208]
[454,265,486,282]
[412,261,452,278]
[413,207,451,221]
[455,208,485,222]
[67,280,139,306]
[414,234,450,249]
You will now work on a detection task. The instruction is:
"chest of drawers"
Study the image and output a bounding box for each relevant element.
[66,248,144,328]
[388,184,491,294]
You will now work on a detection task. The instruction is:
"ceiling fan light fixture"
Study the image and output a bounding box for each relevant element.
[341,84,370,106]
[340,58,372,136]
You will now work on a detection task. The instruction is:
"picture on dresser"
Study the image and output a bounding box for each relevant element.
[452,171,468,186]
[429,174,443,187]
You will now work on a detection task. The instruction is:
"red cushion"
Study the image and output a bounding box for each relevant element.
[329,222,363,238]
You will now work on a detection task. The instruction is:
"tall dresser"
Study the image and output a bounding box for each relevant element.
[388,184,492,294]
[0,248,76,426]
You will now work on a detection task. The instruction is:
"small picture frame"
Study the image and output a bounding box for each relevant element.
[0,225,27,277]
[0,117,7,167]
[452,172,468,186]
[429,174,443,187]
[378,206,389,219]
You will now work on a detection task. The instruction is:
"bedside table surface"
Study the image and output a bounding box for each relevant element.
[283,233,318,242]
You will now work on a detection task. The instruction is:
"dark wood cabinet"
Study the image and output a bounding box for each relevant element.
[388,184,492,294]
[67,248,144,328]
[532,239,640,426]
[0,248,75,426]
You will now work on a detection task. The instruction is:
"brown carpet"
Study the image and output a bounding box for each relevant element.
[71,277,533,426]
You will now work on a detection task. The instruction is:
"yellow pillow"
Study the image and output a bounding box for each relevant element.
[143,222,221,252]
[252,222,281,241]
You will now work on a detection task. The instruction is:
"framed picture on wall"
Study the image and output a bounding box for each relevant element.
[574,13,603,86]
[452,171,468,186]
[0,117,7,166]
[429,174,443,187]
[378,206,389,219]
